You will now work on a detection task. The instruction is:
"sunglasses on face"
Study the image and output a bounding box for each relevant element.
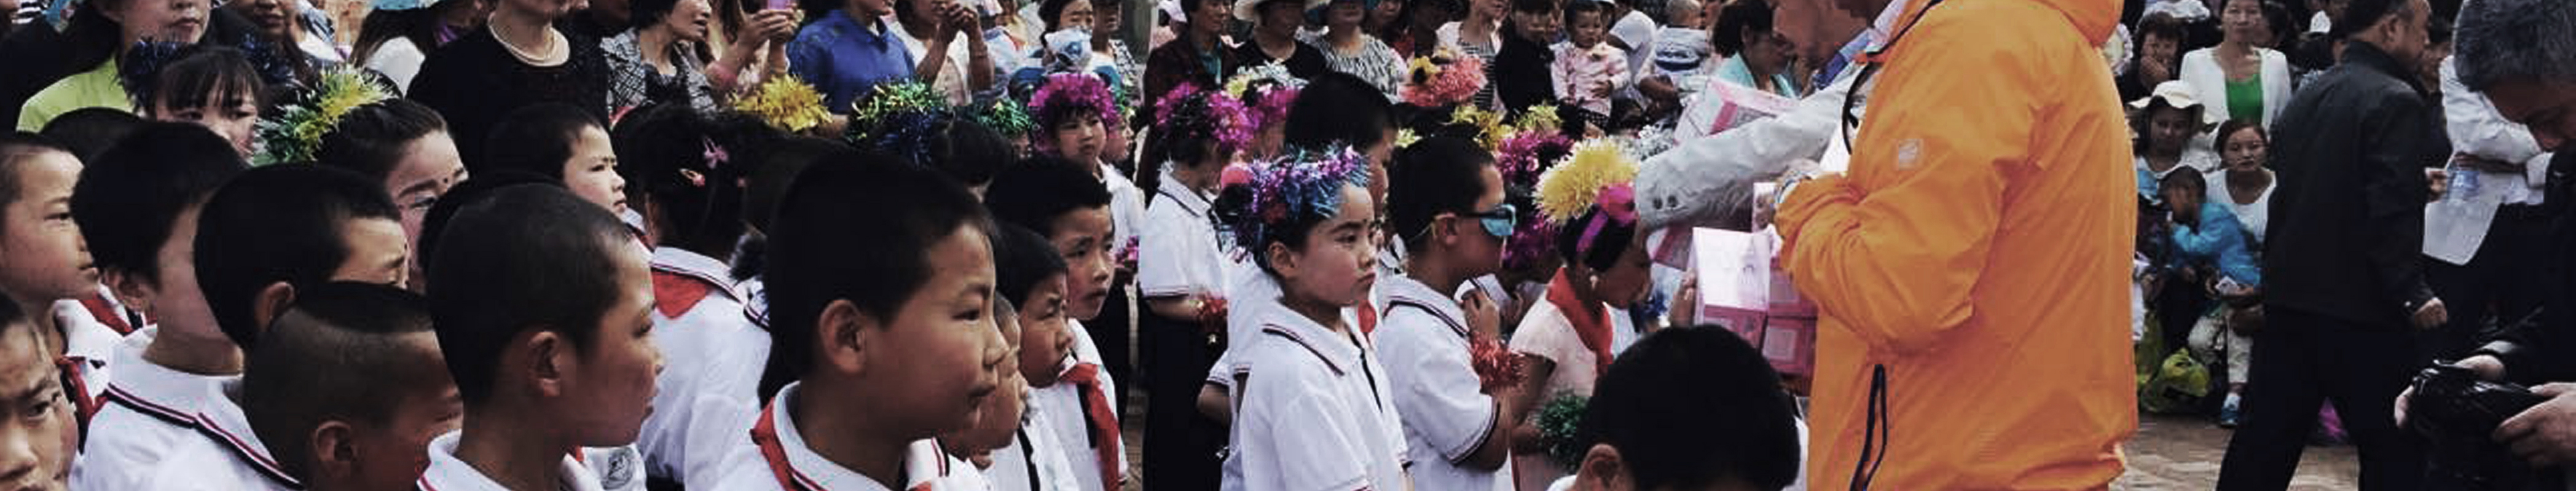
[1467,202,1517,238]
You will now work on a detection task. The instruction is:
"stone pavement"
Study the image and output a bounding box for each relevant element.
[2116,413,2360,490]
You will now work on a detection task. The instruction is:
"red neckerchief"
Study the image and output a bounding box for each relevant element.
[1057,363,1123,489]
[750,401,937,491]
[76,293,136,335]
[1544,270,1616,375]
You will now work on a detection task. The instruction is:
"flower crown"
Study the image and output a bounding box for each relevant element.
[734,74,831,133]
[1223,63,1306,130]
[1536,139,1640,256]
[253,66,393,165]
[846,82,957,163]
[1219,146,1374,257]
[1027,72,1122,133]
[971,96,1036,138]
[1155,82,1255,155]
[1402,48,1485,108]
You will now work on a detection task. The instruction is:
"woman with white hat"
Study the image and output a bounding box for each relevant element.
[2132,79,2226,204]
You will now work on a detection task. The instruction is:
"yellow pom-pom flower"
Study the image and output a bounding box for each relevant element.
[1534,139,1639,224]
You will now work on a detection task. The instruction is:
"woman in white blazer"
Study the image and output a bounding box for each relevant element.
[2178,0,2292,127]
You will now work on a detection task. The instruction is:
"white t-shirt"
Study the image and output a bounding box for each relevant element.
[704,382,992,490]
[1371,275,1512,491]
[1136,171,1228,300]
[418,430,610,491]
[1039,319,1125,491]
[71,327,240,490]
[136,379,299,490]
[640,246,772,487]
[1223,298,1410,491]
[987,398,1087,491]
[2208,174,2274,242]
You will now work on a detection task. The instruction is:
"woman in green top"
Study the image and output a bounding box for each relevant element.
[2178,0,2290,127]
[17,0,216,131]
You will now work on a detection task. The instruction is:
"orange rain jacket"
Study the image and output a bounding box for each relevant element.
[1772,0,2136,487]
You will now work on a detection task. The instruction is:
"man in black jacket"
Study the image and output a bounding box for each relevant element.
[2397,0,2576,471]
[2216,0,2449,487]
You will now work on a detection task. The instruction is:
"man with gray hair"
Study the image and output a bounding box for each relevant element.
[2400,0,2576,472]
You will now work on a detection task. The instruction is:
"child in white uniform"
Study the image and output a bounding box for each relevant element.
[710,157,1000,491]
[1214,147,1410,490]
[1134,82,1252,490]
[0,136,110,406]
[419,184,663,491]
[1374,136,1530,491]
[987,158,1133,491]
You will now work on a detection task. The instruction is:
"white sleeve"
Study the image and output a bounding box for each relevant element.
[367,39,427,94]
[1637,69,1848,230]
[1136,205,1199,299]
[2442,58,2546,167]
[1373,313,1496,464]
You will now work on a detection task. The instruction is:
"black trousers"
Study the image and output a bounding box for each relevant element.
[1095,280,1136,420]
[2425,204,2554,361]
[2217,307,2426,491]
[1139,308,1222,491]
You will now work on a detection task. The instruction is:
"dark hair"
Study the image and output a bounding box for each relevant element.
[993,224,1070,307]
[1137,88,1230,205]
[2130,101,2199,154]
[1563,0,1608,26]
[428,184,634,405]
[1578,326,1800,490]
[317,98,452,184]
[416,171,567,272]
[633,0,686,29]
[0,133,71,235]
[742,136,855,234]
[71,124,248,285]
[1283,72,1395,154]
[351,6,453,69]
[983,157,1114,237]
[1555,205,1635,272]
[243,281,446,479]
[2259,0,2299,47]
[123,45,267,116]
[195,165,401,350]
[1388,136,1494,254]
[479,103,605,181]
[1510,0,1553,14]
[1711,0,1774,57]
[1042,0,1088,33]
[611,104,754,256]
[2215,118,2268,151]
[760,151,994,401]
[2159,163,2209,194]
[2332,0,2414,39]
[1209,152,1374,274]
[874,115,1013,189]
[38,108,146,161]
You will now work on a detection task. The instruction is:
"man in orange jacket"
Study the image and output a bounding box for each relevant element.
[1771,0,2137,487]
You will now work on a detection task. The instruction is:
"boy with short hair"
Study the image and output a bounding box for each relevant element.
[1565,326,1803,491]
[981,158,1129,491]
[83,163,414,489]
[0,297,77,490]
[65,125,248,490]
[421,183,662,491]
[1376,136,1530,490]
[720,152,1003,490]
[143,281,461,490]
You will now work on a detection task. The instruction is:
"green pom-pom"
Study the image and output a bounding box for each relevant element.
[1537,394,1590,472]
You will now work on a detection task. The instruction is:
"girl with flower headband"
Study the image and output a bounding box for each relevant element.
[1131,82,1249,490]
[1224,63,1303,160]
[1507,138,1655,491]
[122,42,290,159]
[1207,144,1408,491]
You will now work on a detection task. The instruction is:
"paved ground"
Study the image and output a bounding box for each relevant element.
[2116,413,2360,490]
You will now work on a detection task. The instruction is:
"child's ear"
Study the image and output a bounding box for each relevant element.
[1265,242,1300,281]
[253,282,297,334]
[816,299,876,377]
[308,420,359,483]
[527,329,568,398]
[1574,443,1630,491]
[101,269,156,315]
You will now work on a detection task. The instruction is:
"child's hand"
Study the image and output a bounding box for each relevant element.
[1668,273,1698,328]
[1462,289,1502,339]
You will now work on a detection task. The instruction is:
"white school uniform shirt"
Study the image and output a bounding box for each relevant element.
[1370,275,1511,491]
[642,246,774,487]
[52,296,124,403]
[986,396,1087,491]
[708,382,992,490]
[1024,346,1127,491]
[1102,167,1148,265]
[135,379,300,490]
[1137,170,1228,300]
[1222,297,1410,491]
[71,326,241,490]
[418,430,610,491]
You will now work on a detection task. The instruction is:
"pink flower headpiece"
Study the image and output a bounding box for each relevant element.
[1028,72,1122,133]
[1155,82,1255,154]
[1402,49,1486,108]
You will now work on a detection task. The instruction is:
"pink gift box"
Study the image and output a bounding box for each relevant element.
[1761,316,1815,377]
